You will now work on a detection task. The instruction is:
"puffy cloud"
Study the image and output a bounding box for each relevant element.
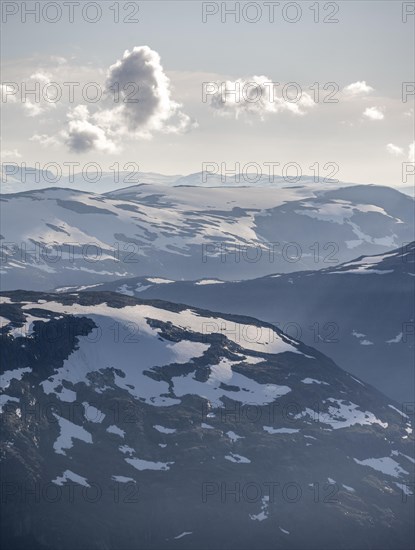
[100,46,196,137]
[363,106,384,121]
[64,105,119,154]
[207,76,315,119]
[386,143,404,157]
[21,72,57,117]
[409,142,415,163]
[343,81,374,96]
[30,106,119,154]
[29,46,196,153]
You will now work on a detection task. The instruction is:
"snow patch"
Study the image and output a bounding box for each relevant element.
[224,452,251,464]
[53,415,92,455]
[53,470,90,487]
[263,426,299,434]
[353,456,409,478]
[153,425,176,434]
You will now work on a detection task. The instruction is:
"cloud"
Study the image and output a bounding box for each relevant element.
[100,46,196,137]
[30,106,119,154]
[29,46,196,153]
[30,71,53,84]
[363,106,384,121]
[22,101,51,117]
[50,56,67,65]
[30,134,61,148]
[386,142,414,162]
[343,81,374,96]
[1,148,22,159]
[207,76,315,120]
[1,83,18,103]
[20,72,57,117]
[386,143,404,157]
[64,105,119,154]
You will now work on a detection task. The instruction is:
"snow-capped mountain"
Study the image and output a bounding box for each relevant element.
[1,182,413,290]
[171,171,342,187]
[1,164,181,194]
[3,165,414,196]
[1,291,413,550]
[71,243,415,403]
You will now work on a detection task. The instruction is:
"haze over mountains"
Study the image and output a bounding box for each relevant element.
[1,179,413,290]
[2,164,414,196]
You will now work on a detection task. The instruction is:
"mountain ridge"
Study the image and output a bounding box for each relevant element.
[1,182,413,290]
[1,289,414,549]
[68,243,414,402]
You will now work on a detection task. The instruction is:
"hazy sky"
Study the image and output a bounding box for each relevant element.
[1,0,414,186]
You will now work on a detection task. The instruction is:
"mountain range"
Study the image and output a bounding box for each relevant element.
[73,244,415,403]
[1,174,414,549]
[1,182,413,290]
[2,165,414,196]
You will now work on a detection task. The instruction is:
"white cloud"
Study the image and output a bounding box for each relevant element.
[100,46,196,138]
[63,105,119,154]
[29,46,196,153]
[343,81,374,96]
[30,71,53,84]
[30,134,61,148]
[363,106,384,121]
[22,101,53,117]
[208,76,315,120]
[386,142,414,162]
[20,71,57,117]
[386,143,404,157]
[50,56,67,65]
[30,106,119,154]
[1,148,22,159]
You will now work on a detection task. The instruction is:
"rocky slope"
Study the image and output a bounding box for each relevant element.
[1,291,413,549]
[64,243,415,403]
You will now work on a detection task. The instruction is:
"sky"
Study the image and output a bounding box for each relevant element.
[1,0,414,186]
